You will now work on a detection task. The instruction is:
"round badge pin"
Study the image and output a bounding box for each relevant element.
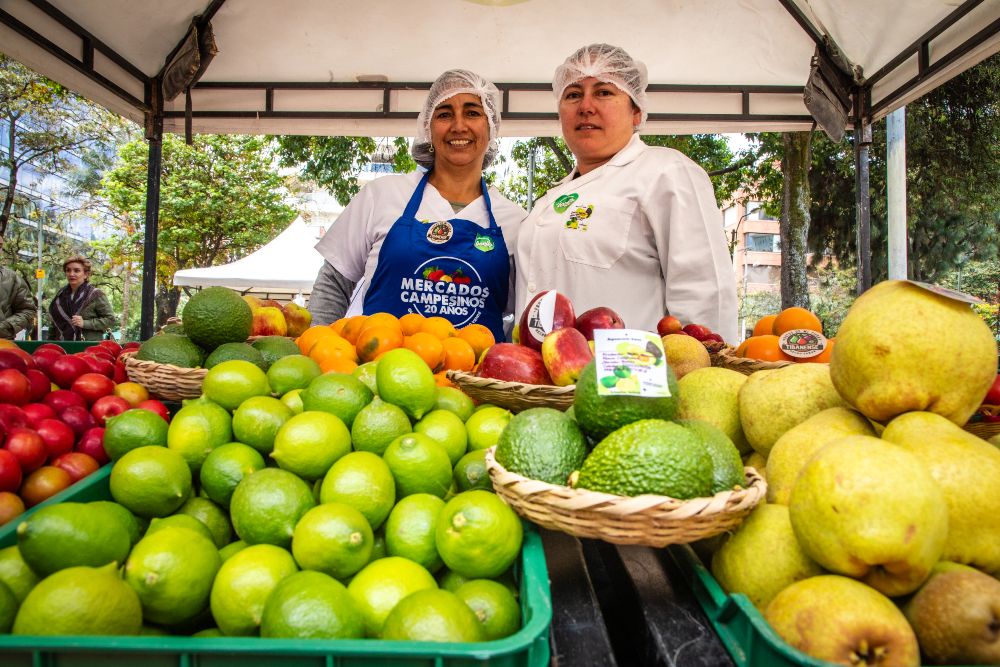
[426,221,453,244]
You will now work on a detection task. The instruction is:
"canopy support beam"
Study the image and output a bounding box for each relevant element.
[140,78,163,340]
[854,88,873,294]
[887,107,908,280]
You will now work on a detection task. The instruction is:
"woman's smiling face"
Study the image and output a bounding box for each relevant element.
[430,93,490,171]
[559,77,640,175]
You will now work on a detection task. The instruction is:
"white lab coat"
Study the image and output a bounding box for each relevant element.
[515,134,738,344]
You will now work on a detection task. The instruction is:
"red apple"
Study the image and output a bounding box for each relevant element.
[4,348,35,370]
[0,350,27,374]
[656,315,684,337]
[52,452,100,482]
[682,323,714,342]
[541,328,594,386]
[81,354,115,378]
[0,450,22,492]
[476,343,553,385]
[0,404,27,431]
[137,399,170,422]
[574,307,626,341]
[0,491,25,526]
[71,372,116,405]
[984,374,1000,406]
[75,426,108,464]
[35,418,76,459]
[97,340,123,357]
[24,369,50,403]
[43,389,88,414]
[113,360,129,384]
[60,405,96,437]
[4,427,47,472]
[31,349,61,377]
[48,355,90,389]
[91,395,130,426]
[0,369,31,405]
[35,343,66,355]
[20,466,73,507]
[22,403,56,428]
[517,290,576,352]
[123,341,141,351]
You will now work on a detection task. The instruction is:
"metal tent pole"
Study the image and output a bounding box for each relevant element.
[140,82,163,340]
[854,90,872,294]
[886,107,908,280]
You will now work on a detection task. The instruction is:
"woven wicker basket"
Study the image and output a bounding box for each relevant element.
[121,350,206,401]
[447,371,575,413]
[710,346,798,375]
[485,447,767,547]
[965,405,1000,440]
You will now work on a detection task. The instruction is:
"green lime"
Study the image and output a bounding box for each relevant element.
[437,568,470,592]
[281,389,305,414]
[124,526,222,625]
[144,514,215,543]
[271,411,352,481]
[291,503,373,580]
[384,494,445,573]
[376,348,437,421]
[261,570,364,639]
[167,401,233,472]
[465,407,512,451]
[229,468,316,548]
[436,490,523,578]
[192,627,224,637]
[352,361,379,394]
[103,409,169,460]
[231,396,293,455]
[0,580,17,633]
[219,540,247,562]
[301,373,373,429]
[12,563,142,636]
[16,502,131,577]
[474,403,499,412]
[414,409,468,465]
[252,336,302,370]
[370,530,387,563]
[351,397,412,456]
[434,386,476,422]
[455,579,521,640]
[199,442,267,508]
[454,449,491,492]
[202,360,272,412]
[383,433,452,499]
[319,452,395,530]
[0,545,40,603]
[174,496,233,548]
[209,543,298,636]
[267,355,322,395]
[381,588,483,642]
[204,342,267,370]
[110,446,193,518]
[88,501,142,547]
[346,556,438,637]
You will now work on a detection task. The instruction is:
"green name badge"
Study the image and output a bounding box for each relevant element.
[474,234,495,252]
[553,193,579,214]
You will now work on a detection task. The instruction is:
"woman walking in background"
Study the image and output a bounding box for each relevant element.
[48,255,114,341]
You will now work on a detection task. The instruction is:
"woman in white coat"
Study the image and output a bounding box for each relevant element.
[515,44,738,344]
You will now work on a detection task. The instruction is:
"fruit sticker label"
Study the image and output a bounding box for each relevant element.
[426,221,453,244]
[553,192,579,214]
[778,329,827,359]
[564,205,593,231]
[594,329,670,397]
[524,291,557,344]
[905,280,983,304]
[400,257,488,325]
[473,233,495,252]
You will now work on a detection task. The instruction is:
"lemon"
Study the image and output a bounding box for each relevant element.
[301,373,373,428]
[231,396,293,455]
[271,411,352,481]
[291,503,373,580]
[267,354,322,395]
[103,409,169,460]
[437,568,470,592]
[380,588,483,642]
[219,540,247,562]
[209,543,298,636]
[383,433,453,499]
[0,581,17,633]
[346,556,437,637]
[202,360,272,412]
[434,386,475,422]
[385,494,445,573]
[13,563,142,636]
[192,627,224,637]
[370,530,387,563]
[261,570,364,639]
[465,407,512,451]
[167,401,233,471]
[16,502,131,577]
[351,397,412,456]
[414,409,468,465]
[376,348,437,420]
[199,442,266,509]
[110,446,193,518]
[456,579,521,640]
[319,452,396,530]
[229,468,316,548]
[436,490,523,578]
[454,449,492,492]
[124,525,222,625]
[280,389,305,414]
[89,500,142,547]
[144,514,215,543]
[352,361,379,394]
[0,545,40,603]
[174,496,233,548]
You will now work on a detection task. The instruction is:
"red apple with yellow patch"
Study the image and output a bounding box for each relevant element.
[251,307,288,337]
[282,302,312,338]
[476,343,552,385]
[517,290,576,352]
[541,328,593,386]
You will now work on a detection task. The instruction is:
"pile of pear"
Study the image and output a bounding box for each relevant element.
[677,280,1000,667]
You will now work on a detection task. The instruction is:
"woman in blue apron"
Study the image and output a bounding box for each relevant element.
[311,70,524,343]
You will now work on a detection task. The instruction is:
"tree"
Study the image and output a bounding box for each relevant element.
[99,134,296,325]
[780,132,812,308]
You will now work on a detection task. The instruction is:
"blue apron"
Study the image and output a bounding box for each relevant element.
[363,173,510,342]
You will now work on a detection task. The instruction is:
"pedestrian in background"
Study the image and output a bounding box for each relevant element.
[0,237,37,339]
[48,255,114,341]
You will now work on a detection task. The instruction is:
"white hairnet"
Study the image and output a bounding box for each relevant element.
[411,69,502,170]
[552,44,649,129]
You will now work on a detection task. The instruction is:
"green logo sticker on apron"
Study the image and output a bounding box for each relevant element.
[473,234,495,252]
[553,193,579,214]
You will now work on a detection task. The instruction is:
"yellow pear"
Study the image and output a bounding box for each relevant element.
[743,451,767,480]
[677,367,749,454]
[660,334,710,379]
[830,280,997,425]
[881,411,1000,573]
[766,407,876,504]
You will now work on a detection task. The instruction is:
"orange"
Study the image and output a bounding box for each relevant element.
[735,339,750,358]
[799,338,835,363]
[360,312,399,333]
[440,337,476,372]
[404,332,445,372]
[434,371,456,388]
[752,314,778,337]
[297,326,336,354]
[0,340,17,350]
[319,354,358,375]
[421,316,457,340]
[329,319,348,336]
[457,324,494,359]
[339,315,370,344]
[772,307,823,336]
[356,325,404,363]
[399,313,426,336]
[310,334,359,364]
[741,335,794,362]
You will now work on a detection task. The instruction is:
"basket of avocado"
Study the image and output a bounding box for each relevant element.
[121,346,208,401]
[447,370,576,413]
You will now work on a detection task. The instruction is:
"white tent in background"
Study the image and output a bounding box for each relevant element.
[173,217,325,300]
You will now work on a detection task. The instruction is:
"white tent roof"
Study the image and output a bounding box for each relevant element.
[173,216,325,295]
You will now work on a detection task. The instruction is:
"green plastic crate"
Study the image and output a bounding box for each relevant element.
[0,467,552,667]
[15,341,106,354]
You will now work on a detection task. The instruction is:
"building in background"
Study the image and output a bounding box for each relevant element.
[722,195,781,339]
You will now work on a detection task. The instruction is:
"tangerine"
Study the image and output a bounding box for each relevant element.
[772,307,822,336]
[799,337,835,363]
[399,313,426,336]
[359,312,399,334]
[404,332,445,371]
[434,371,456,388]
[741,335,795,363]
[457,324,495,359]
[752,314,778,337]
[440,337,476,372]
[356,325,404,363]
[310,334,358,365]
[297,326,336,355]
[319,355,358,375]
[421,316,457,340]
[339,316,370,345]
[329,319,348,336]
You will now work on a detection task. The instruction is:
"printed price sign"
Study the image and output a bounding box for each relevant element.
[593,329,671,397]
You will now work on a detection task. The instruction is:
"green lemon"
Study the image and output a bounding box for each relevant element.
[351,397,412,456]
[199,442,267,508]
[352,361,379,394]
[437,568,470,592]
[267,355,322,396]
[167,401,233,472]
[474,403,499,412]
[16,502,131,577]
[124,525,222,625]
[0,545,40,603]
[271,411,351,481]
[144,514,215,543]
[301,373,373,428]
[12,563,142,636]
[88,500,142,547]
[435,490,523,578]
[202,360,272,412]
[346,556,437,637]
[219,540,247,562]
[453,449,491,492]
[384,494,445,573]
[110,446,193,518]
[369,530,387,564]
[209,543,298,636]
[380,588,483,642]
[231,396,293,455]
[174,496,233,548]
[229,468,316,548]
[456,579,521,640]
[103,409,169,460]
[319,452,395,530]
[376,348,437,420]
[291,503,373,580]
[0,581,17,633]
[414,409,468,465]
[465,407,512,451]
[280,389,305,414]
[434,386,476,422]
[261,570,364,639]
[383,433,453,499]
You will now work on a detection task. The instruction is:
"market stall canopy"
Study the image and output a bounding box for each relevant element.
[2,0,999,137]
